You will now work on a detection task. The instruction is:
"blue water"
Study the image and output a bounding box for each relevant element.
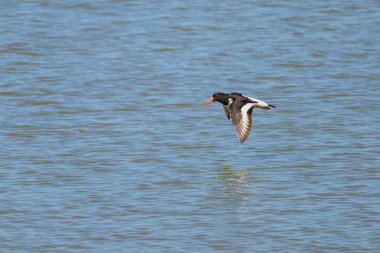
[1,1,380,252]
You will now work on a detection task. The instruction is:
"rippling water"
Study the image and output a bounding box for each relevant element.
[1,1,380,252]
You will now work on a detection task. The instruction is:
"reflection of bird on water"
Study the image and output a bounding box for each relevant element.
[217,165,249,195]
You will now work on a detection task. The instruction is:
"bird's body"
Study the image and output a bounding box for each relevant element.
[201,92,275,143]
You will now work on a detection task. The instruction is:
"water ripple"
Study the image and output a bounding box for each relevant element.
[1,0,380,252]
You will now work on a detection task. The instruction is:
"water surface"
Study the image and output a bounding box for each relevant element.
[1,0,380,252]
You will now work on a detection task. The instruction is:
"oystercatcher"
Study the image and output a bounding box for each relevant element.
[201,92,275,143]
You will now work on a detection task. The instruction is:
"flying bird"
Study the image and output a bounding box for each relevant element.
[201,92,275,143]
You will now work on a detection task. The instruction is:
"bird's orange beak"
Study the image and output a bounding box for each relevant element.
[200,96,214,107]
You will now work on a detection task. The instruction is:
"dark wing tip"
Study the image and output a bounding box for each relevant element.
[237,128,251,144]
[231,114,252,144]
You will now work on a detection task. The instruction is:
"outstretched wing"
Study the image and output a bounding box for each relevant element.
[230,102,255,143]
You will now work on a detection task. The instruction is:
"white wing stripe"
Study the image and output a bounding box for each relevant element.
[241,103,255,113]
[238,103,254,142]
[242,95,258,102]
[242,95,268,107]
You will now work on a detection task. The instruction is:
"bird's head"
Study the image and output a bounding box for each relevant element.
[200,92,229,106]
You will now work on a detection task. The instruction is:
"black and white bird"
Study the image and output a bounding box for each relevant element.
[201,92,275,143]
